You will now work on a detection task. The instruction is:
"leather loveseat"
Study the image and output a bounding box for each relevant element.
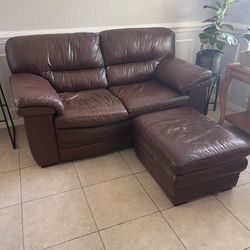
[6,27,212,167]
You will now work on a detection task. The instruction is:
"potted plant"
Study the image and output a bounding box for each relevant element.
[240,26,250,68]
[196,0,239,74]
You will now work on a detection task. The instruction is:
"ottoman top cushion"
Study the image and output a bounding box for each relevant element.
[133,107,250,175]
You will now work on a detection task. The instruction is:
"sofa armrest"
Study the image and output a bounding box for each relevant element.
[10,74,64,115]
[155,57,212,95]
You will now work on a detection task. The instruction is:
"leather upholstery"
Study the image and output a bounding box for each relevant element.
[134,107,250,175]
[106,60,157,85]
[6,33,107,92]
[59,136,132,162]
[57,121,132,163]
[42,68,107,92]
[155,57,212,94]
[55,89,128,128]
[57,120,132,148]
[110,81,189,117]
[24,114,60,167]
[136,137,247,190]
[134,107,250,205]
[10,74,64,114]
[188,87,208,114]
[18,107,55,117]
[100,28,175,86]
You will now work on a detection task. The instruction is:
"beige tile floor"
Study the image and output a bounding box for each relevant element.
[1,108,250,250]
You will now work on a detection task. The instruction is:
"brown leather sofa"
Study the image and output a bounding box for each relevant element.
[6,27,212,167]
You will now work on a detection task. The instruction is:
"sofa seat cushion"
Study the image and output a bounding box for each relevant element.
[55,89,128,128]
[109,81,189,117]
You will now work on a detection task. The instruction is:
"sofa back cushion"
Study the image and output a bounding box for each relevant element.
[100,27,175,86]
[6,32,107,92]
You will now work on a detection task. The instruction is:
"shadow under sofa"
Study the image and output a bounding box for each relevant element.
[6,27,212,167]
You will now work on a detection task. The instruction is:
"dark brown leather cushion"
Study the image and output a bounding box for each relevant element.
[110,81,189,117]
[100,27,175,86]
[106,60,157,86]
[6,33,107,92]
[42,68,107,92]
[133,107,250,175]
[100,27,175,65]
[55,89,128,129]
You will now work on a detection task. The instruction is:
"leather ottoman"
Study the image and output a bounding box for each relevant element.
[133,107,250,205]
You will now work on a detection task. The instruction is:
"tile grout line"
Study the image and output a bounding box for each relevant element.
[16,170,141,206]
[118,151,141,174]
[19,172,136,205]
[41,211,162,249]
[18,132,26,250]
[11,171,143,208]
[118,151,147,176]
[235,181,250,189]
[0,167,20,175]
[119,151,187,249]
[160,210,188,250]
[133,173,160,211]
[41,231,99,250]
[214,195,250,233]
[119,152,160,209]
[97,210,160,232]
[81,172,135,188]
[72,161,107,250]
[21,187,82,204]
[0,161,40,175]
[74,156,172,246]
[0,202,21,210]
[119,151,171,212]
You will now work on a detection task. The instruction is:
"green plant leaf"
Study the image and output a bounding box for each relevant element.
[204,26,218,34]
[222,33,238,45]
[244,34,250,41]
[199,33,210,39]
[203,5,218,11]
[202,17,217,23]
[199,0,239,50]
[202,24,215,28]
[216,40,227,50]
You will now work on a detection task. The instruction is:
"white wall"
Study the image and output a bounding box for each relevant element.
[0,0,210,31]
[226,0,250,24]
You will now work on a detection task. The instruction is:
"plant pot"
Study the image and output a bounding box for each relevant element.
[240,51,250,68]
[196,49,224,74]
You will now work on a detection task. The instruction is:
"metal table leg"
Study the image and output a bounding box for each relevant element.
[0,83,16,149]
[213,76,221,111]
[206,75,221,113]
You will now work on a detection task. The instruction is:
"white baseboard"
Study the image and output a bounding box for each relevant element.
[0,117,23,129]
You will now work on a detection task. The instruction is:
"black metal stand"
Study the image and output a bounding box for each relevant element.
[0,82,16,149]
[196,49,223,114]
[206,74,221,113]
